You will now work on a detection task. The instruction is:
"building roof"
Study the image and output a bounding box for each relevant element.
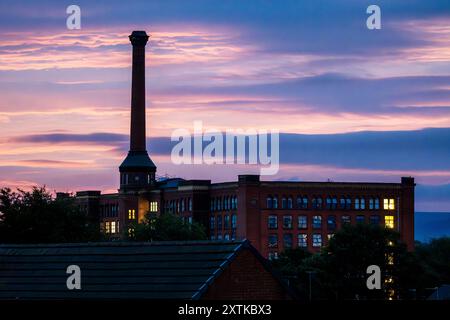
[0,240,288,300]
[119,151,156,170]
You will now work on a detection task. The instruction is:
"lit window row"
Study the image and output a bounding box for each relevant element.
[210,195,237,212]
[268,214,395,229]
[102,221,120,234]
[150,201,158,213]
[266,196,395,211]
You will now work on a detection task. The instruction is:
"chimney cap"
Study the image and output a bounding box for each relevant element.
[129,30,149,46]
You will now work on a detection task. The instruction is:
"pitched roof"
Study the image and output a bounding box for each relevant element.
[0,240,286,300]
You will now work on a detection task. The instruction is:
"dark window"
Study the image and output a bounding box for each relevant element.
[283,234,293,249]
[374,198,380,210]
[287,197,293,209]
[340,198,346,209]
[327,215,336,230]
[266,196,273,209]
[283,215,292,229]
[281,197,287,209]
[313,215,322,229]
[370,215,380,225]
[342,215,351,225]
[273,197,279,209]
[313,234,322,247]
[332,197,338,210]
[210,216,215,230]
[224,215,230,229]
[231,214,237,229]
[356,215,365,224]
[268,215,278,229]
[326,197,332,209]
[268,234,278,248]
[217,215,222,230]
[346,197,352,209]
[298,215,307,229]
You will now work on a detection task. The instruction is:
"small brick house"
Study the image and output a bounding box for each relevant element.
[0,240,294,300]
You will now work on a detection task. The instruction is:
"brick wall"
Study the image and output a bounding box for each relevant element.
[202,248,289,300]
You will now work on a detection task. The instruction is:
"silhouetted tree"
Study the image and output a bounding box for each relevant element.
[127,212,207,241]
[0,187,101,243]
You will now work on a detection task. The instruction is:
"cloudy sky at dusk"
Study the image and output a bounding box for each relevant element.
[0,0,449,211]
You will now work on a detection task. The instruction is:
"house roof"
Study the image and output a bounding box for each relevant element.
[0,240,289,300]
[428,285,450,300]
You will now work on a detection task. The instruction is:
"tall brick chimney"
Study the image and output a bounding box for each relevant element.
[119,31,156,192]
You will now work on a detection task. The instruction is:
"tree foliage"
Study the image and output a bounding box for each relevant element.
[127,212,207,241]
[0,187,101,243]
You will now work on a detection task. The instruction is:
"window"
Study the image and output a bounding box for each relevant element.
[356,215,365,224]
[210,216,215,230]
[217,233,222,240]
[232,196,237,210]
[231,214,237,229]
[384,198,395,210]
[273,197,278,209]
[282,197,287,209]
[210,235,215,240]
[217,215,222,230]
[283,215,292,229]
[369,198,374,210]
[342,215,351,225]
[224,215,230,229]
[181,199,185,212]
[224,234,230,240]
[150,201,158,212]
[327,233,334,241]
[105,221,111,234]
[312,215,322,229]
[128,209,136,220]
[188,198,192,212]
[385,215,395,229]
[287,197,293,209]
[231,230,236,240]
[327,215,336,230]
[340,198,346,210]
[386,253,394,265]
[188,216,192,224]
[346,197,352,209]
[375,198,380,210]
[268,234,278,248]
[266,196,273,209]
[298,234,307,248]
[332,197,337,209]
[360,198,365,210]
[128,227,135,237]
[283,234,293,249]
[111,221,116,234]
[268,252,278,260]
[355,198,360,210]
[217,197,222,211]
[312,197,323,209]
[313,234,322,247]
[298,215,307,229]
[326,197,332,209]
[268,215,278,229]
[116,221,120,233]
[224,197,228,210]
[370,215,380,225]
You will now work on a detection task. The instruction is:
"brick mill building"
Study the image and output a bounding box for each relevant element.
[74,31,415,259]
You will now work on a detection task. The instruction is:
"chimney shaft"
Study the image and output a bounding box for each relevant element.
[129,31,149,152]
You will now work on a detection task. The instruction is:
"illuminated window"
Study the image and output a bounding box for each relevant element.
[150,201,158,212]
[268,252,278,260]
[342,215,351,225]
[360,198,365,210]
[383,198,395,210]
[128,227,135,237]
[385,215,395,229]
[312,234,322,247]
[105,221,111,234]
[386,253,394,265]
[128,209,136,219]
[111,221,116,234]
[224,233,230,240]
[327,233,334,241]
[298,233,307,247]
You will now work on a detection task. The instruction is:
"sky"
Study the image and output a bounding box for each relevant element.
[0,0,449,211]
